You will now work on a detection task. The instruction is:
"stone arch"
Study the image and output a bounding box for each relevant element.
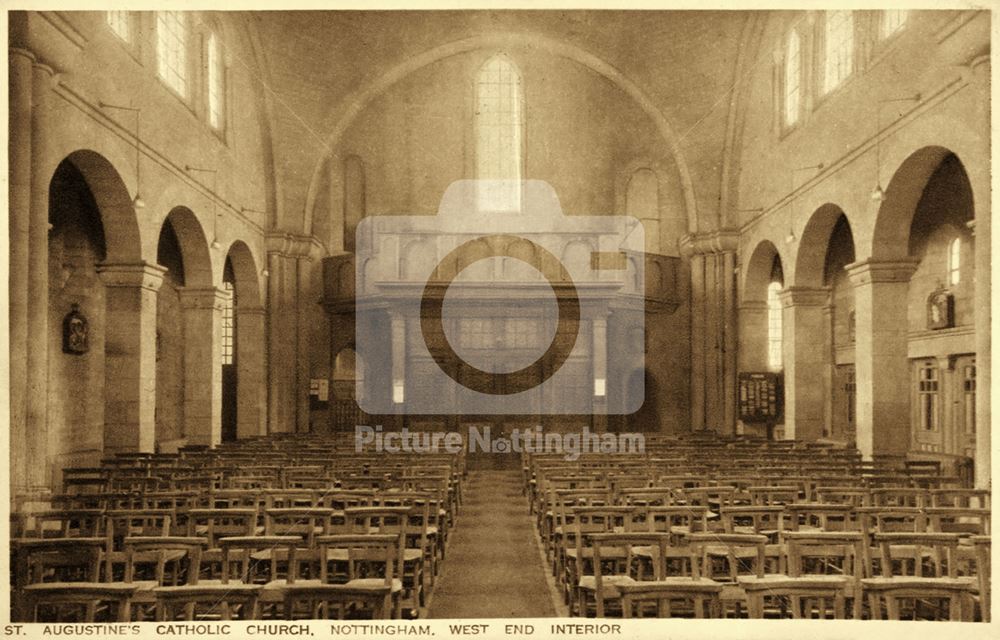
[160,207,213,287]
[743,239,784,304]
[872,146,973,261]
[301,33,698,236]
[793,203,850,288]
[62,149,142,264]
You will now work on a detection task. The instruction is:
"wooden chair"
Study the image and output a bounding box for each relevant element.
[185,508,257,579]
[29,509,105,539]
[14,538,135,623]
[592,532,723,618]
[739,531,864,619]
[123,536,208,620]
[565,506,636,615]
[686,532,767,617]
[285,533,405,619]
[861,532,976,621]
[970,535,990,622]
[342,507,425,615]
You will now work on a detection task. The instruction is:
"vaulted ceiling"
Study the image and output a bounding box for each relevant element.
[247,11,754,237]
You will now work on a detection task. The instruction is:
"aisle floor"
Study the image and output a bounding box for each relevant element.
[426,469,559,618]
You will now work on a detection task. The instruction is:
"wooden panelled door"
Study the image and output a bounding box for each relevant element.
[910,355,976,457]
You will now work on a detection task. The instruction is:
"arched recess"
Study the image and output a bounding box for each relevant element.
[46,158,110,486]
[156,207,219,448]
[223,240,265,440]
[861,149,979,477]
[794,203,850,288]
[63,150,142,263]
[782,205,853,442]
[740,239,784,375]
[301,33,699,237]
[626,168,660,254]
[43,152,152,469]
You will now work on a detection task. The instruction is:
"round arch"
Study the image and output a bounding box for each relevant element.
[62,149,142,263]
[871,146,973,261]
[743,239,784,303]
[793,203,850,288]
[301,33,699,236]
[159,207,213,287]
[224,240,262,307]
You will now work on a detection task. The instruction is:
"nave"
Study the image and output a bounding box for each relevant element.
[10,433,992,622]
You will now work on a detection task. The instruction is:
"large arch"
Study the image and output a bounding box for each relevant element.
[793,203,849,288]
[871,146,971,260]
[161,207,214,287]
[743,239,784,304]
[63,149,142,264]
[224,240,266,440]
[301,33,699,237]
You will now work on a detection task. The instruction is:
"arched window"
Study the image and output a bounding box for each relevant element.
[783,30,801,126]
[106,11,131,42]
[948,236,961,286]
[823,11,854,94]
[767,281,783,371]
[475,55,523,212]
[881,10,908,39]
[206,31,224,130]
[156,11,189,98]
[221,260,236,366]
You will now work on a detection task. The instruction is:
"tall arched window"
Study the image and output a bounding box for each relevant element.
[881,10,908,39]
[156,11,189,98]
[948,237,961,285]
[767,281,783,371]
[823,11,854,94]
[475,55,523,212]
[783,30,801,126]
[206,31,224,130]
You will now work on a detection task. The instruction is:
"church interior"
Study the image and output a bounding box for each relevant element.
[6,9,993,623]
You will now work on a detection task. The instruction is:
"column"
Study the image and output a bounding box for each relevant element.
[969,56,990,489]
[236,306,267,438]
[9,48,33,503]
[822,302,835,439]
[97,263,166,455]
[689,253,705,429]
[703,253,721,429]
[847,259,918,459]
[591,315,608,432]
[296,255,312,433]
[266,251,283,433]
[737,301,768,371]
[26,60,56,490]
[179,286,228,447]
[390,312,406,410]
[779,287,829,442]
[721,250,737,434]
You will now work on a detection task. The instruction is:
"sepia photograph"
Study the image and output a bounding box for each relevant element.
[3,3,995,635]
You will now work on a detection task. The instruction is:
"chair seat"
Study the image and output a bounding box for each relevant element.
[618,578,723,594]
[24,582,139,594]
[578,575,636,597]
[153,583,263,596]
[738,574,849,591]
[566,547,627,560]
[860,576,976,591]
[345,578,403,593]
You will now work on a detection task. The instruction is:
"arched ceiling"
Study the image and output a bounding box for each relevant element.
[246,10,748,238]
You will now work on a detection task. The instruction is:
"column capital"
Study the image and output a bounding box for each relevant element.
[778,286,829,307]
[178,286,231,310]
[266,232,324,260]
[845,259,920,285]
[97,262,167,291]
[679,229,740,257]
[9,47,36,64]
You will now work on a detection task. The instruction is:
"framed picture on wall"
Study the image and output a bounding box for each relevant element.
[927,289,954,330]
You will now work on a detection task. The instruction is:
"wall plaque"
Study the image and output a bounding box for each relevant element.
[62,304,89,355]
[927,289,954,330]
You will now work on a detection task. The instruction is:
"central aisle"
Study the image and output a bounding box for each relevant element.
[427,468,558,618]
